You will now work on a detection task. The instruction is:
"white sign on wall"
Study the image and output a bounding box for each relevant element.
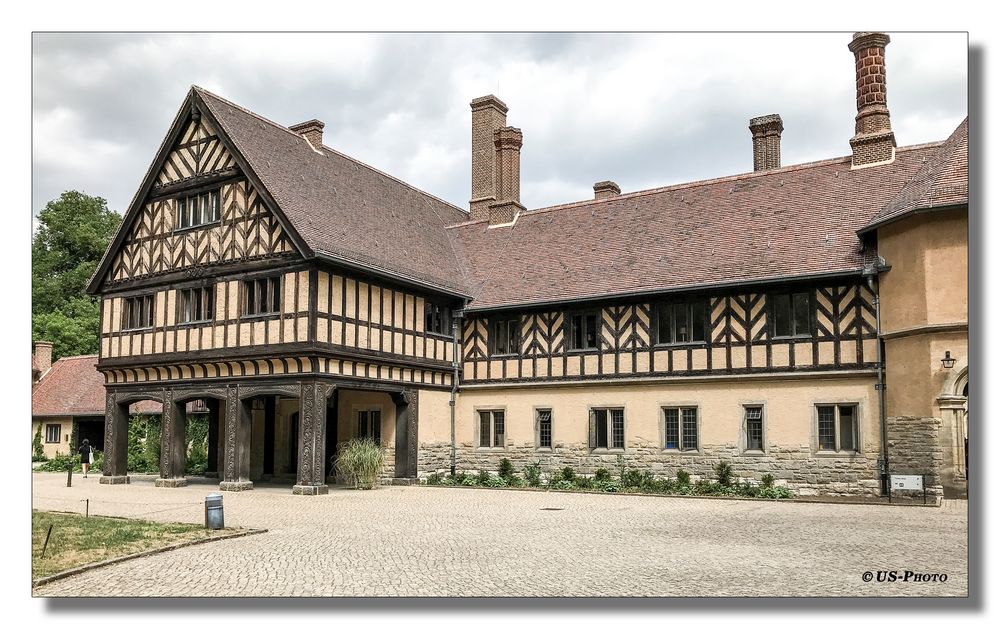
[890,474,924,491]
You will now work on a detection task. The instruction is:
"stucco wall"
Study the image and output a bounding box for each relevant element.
[419,376,882,495]
[32,417,74,459]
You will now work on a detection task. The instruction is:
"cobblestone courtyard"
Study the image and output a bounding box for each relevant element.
[31,473,968,597]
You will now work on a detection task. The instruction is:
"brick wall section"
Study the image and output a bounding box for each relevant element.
[470,95,508,221]
[288,119,325,149]
[419,441,882,497]
[848,32,896,167]
[749,114,783,171]
[887,415,944,496]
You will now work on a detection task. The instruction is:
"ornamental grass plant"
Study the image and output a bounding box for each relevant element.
[335,438,385,489]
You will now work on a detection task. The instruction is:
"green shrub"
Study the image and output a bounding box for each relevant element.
[142,416,161,473]
[498,458,515,480]
[714,461,734,487]
[761,473,775,489]
[32,425,46,462]
[185,415,209,476]
[653,478,677,494]
[676,468,691,485]
[523,462,542,487]
[573,476,594,489]
[36,452,80,472]
[484,475,508,488]
[559,466,576,482]
[759,486,792,499]
[477,469,491,485]
[598,480,622,493]
[622,469,644,488]
[461,474,478,486]
[551,480,574,490]
[507,476,524,488]
[594,467,611,482]
[693,480,720,495]
[439,476,456,486]
[334,438,385,489]
[426,472,444,485]
[453,471,469,484]
[616,454,627,482]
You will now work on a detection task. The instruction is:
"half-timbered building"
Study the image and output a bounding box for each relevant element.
[88,32,968,497]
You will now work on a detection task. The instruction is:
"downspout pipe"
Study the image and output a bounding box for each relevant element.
[450,304,466,477]
[863,259,890,496]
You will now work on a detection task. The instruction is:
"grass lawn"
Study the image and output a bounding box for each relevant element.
[32,510,226,580]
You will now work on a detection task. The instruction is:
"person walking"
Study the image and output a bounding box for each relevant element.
[78,439,93,478]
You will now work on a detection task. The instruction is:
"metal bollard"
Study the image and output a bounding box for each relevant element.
[205,493,224,529]
[66,461,73,487]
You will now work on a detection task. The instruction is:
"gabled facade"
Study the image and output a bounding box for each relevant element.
[88,32,968,497]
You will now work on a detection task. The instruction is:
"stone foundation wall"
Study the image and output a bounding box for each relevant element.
[887,415,944,497]
[418,439,882,497]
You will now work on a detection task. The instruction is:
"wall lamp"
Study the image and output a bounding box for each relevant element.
[941,351,957,369]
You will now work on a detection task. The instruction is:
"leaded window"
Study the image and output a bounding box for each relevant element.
[178,286,213,323]
[817,404,859,453]
[425,301,452,336]
[663,407,699,451]
[356,409,382,443]
[177,189,220,229]
[243,276,281,316]
[569,312,599,350]
[492,316,520,355]
[478,410,505,448]
[45,424,61,443]
[590,408,625,450]
[744,406,764,451]
[656,300,707,344]
[122,294,154,330]
[536,409,552,449]
[773,291,811,337]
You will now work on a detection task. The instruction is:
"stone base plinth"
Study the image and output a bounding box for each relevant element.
[390,478,419,486]
[99,475,130,485]
[292,484,329,495]
[219,480,254,492]
[155,477,188,488]
[204,471,219,479]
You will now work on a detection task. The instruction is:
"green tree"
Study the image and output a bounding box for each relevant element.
[32,191,121,359]
[32,424,46,462]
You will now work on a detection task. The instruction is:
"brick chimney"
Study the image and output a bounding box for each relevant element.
[33,341,52,380]
[289,119,325,150]
[470,95,509,221]
[749,114,783,171]
[488,127,525,225]
[594,181,621,200]
[848,32,896,168]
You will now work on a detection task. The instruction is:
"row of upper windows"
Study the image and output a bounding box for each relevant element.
[476,403,860,454]
[488,291,814,356]
[118,275,455,335]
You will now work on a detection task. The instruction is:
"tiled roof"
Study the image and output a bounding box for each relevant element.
[196,87,474,297]
[860,117,969,233]
[32,355,161,417]
[450,142,946,311]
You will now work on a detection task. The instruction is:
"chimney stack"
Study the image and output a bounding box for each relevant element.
[848,32,896,168]
[34,340,52,376]
[594,181,621,200]
[470,95,509,221]
[748,114,783,171]
[289,119,325,150]
[488,126,525,225]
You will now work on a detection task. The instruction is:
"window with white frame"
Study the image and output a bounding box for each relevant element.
[356,409,382,443]
[743,405,765,452]
[478,409,505,448]
[535,408,552,449]
[663,407,698,451]
[45,424,61,444]
[589,407,625,450]
[816,404,859,453]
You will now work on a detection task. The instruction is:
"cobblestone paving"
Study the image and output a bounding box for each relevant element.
[31,473,967,597]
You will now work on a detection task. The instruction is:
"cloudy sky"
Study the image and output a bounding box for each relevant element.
[31,32,967,217]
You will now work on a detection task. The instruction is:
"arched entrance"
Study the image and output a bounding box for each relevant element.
[937,367,969,497]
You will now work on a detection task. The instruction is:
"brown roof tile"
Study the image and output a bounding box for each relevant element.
[451,142,945,311]
[196,87,474,296]
[861,117,969,232]
[32,355,161,417]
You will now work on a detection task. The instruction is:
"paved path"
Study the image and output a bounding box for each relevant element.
[31,473,968,597]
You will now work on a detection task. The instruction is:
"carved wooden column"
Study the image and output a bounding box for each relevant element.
[392,389,419,479]
[156,389,188,487]
[206,398,220,478]
[220,385,253,491]
[293,381,329,495]
[99,391,130,484]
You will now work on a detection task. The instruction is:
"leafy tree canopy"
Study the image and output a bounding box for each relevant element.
[32,191,120,359]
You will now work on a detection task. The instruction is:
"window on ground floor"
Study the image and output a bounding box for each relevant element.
[589,407,625,450]
[742,405,765,452]
[356,409,382,443]
[663,407,698,451]
[535,408,552,449]
[45,424,61,443]
[816,404,859,453]
[478,409,505,448]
